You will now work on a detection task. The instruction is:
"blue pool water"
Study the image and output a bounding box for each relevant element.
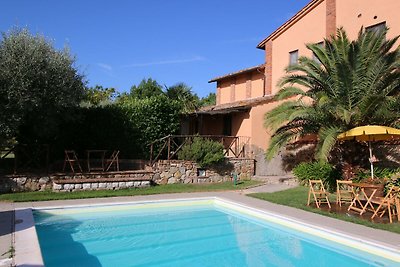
[34,202,398,267]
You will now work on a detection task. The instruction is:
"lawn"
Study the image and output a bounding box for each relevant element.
[0,180,260,202]
[248,186,400,234]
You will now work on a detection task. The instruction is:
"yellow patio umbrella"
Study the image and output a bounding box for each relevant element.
[337,125,400,178]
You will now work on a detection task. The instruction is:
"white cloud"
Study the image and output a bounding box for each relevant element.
[123,56,206,68]
[97,63,113,71]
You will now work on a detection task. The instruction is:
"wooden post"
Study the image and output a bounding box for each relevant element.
[167,136,171,160]
[222,137,226,156]
[150,143,153,162]
[235,137,238,157]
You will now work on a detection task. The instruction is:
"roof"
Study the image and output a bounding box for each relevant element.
[208,64,265,83]
[257,0,323,49]
[194,95,274,115]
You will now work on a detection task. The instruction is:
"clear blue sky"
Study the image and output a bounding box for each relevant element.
[2,0,310,97]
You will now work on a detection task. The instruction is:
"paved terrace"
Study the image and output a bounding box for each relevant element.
[1,184,400,266]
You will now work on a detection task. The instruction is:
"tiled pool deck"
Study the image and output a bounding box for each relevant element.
[1,186,400,266]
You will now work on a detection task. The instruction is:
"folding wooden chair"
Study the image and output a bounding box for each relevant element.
[371,186,400,223]
[63,150,82,173]
[336,180,353,206]
[105,150,120,171]
[307,180,331,208]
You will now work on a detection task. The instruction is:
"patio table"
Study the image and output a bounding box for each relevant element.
[86,150,107,172]
[347,183,381,215]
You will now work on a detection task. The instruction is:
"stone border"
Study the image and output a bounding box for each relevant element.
[53,179,151,191]
[14,209,44,267]
[215,198,400,263]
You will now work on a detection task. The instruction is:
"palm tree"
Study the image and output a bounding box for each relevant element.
[264,27,400,161]
[166,82,199,113]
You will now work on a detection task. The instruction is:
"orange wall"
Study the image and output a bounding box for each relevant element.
[216,71,265,104]
[234,75,247,101]
[231,111,251,137]
[270,1,326,95]
[336,0,400,46]
[250,101,283,150]
[251,72,264,98]
[218,80,232,105]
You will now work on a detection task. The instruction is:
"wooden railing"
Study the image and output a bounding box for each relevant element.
[149,135,250,163]
[0,144,50,174]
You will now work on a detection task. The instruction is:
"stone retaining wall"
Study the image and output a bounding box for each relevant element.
[0,175,52,193]
[53,179,151,192]
[0,158,255,192]
[152,158,255,185]
[0,170,154,193]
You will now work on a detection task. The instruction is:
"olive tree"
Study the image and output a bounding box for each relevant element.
[0,28,86,145]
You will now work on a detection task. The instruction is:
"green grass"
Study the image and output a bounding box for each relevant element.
[0,180,260,202]
[248,186,400,234]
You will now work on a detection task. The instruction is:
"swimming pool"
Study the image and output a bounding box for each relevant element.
[32,198,399,267]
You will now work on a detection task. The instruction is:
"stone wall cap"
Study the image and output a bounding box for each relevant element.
[54,177,152,184]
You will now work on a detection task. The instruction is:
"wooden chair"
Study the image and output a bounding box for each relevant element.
[336,180,353,206]
[63,150,82,173]
[371,186,400,223]
[307,180,331,208]
[105,150,120,171]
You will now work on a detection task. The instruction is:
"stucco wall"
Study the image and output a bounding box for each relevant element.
[336,0,400,46]
[216,71,265,105]
[251,72,265,98]
[231,111,251,137]
[250,100,285,150]
[249,100,290,175]
[270,1,326,94]
[219,80,231,105]
[235,75,247,101]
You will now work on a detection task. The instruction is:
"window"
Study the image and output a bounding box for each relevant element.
[289,50,298,66]
[312,42,324,64]
[366,22,386,35]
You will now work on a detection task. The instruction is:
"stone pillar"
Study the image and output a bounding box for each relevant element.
[265,40,273,95]
[326,0,336,38]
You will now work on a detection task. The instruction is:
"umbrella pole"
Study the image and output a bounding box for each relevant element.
[368,141,374,179]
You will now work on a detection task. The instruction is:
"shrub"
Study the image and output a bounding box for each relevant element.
[351,167,400,184]
[292,161,340,192]
[177,137,224,168]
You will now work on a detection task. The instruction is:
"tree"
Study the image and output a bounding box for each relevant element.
[166,82,199,113]
[177,137,224,167]
[199,92,216,107]
[119,95,182,158]
[264,27,400,161]
[82,85,117,107]
[0,28,86,144]
[129,78,164,99]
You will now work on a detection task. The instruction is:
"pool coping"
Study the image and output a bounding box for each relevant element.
[13,194,400,266]
[15,208,44,267]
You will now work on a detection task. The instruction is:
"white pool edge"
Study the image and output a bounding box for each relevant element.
[15,196,400,266]
[213,197,400,263]
[15,208,44,267]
